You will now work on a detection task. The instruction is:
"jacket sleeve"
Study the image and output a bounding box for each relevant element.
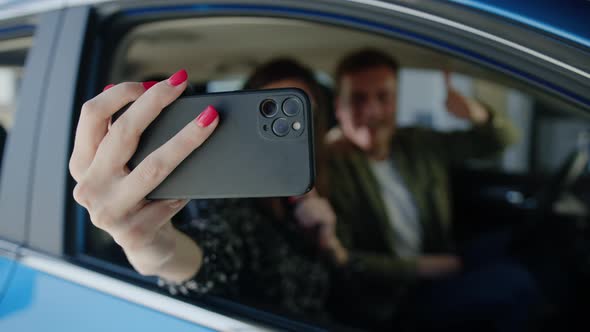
[426,102,520,163]
[341,250,418,285]
[333,210,419,290]
[328,159,419,291]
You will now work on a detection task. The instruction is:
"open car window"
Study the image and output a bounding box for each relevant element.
[69,11,590,332]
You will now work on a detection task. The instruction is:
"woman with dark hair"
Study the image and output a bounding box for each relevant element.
[244,58,330,196]
[70,60,348,321]
[243,58,348,265]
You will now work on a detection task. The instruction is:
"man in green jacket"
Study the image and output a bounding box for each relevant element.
[326,49,538,331]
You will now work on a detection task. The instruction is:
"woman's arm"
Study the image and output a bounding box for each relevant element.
[69,70,218,284]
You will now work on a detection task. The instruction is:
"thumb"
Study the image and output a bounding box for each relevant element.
[306,188,319,198]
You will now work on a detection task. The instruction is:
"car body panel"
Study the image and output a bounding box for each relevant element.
[0,256,15,299]
[448,0,590,48]
[0,261,214,332]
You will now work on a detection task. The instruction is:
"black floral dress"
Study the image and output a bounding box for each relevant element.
[160,199,331,318]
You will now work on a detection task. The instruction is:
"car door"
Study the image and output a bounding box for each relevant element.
[12,0,590,331]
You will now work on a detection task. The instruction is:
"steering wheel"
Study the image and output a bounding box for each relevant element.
[534,134,589,219]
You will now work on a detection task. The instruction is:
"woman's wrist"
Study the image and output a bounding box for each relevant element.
[124,223,203,283]
[157,227,204,283]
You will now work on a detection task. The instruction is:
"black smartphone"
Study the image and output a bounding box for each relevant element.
[117,88,315,199]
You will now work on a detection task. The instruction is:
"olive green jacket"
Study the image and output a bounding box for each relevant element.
[327,109,518,319]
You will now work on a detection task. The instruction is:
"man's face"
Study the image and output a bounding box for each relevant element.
[335,66,397,154]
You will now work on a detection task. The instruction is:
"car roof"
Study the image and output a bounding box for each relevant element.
[2,0,589,49]
[449,0,590,48]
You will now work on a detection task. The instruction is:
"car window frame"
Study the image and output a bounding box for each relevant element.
[0,12,61,246]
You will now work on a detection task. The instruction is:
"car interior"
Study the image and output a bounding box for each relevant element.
[65,15,590,331]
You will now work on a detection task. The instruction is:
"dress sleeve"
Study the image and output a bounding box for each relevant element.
[157,199,245,298]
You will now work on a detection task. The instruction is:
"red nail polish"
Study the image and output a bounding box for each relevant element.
[103,84,115,91]
[167,69,188,86]
[195,105,218,127]
[142,81,158,90]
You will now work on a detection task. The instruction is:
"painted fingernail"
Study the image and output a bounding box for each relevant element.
[103,84,115,91]
[167,69,188,86]
[195,105,218,127]
[142,81,158,90]
[288,196,303,205]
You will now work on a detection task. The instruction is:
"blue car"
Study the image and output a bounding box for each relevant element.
[0,0,588,331]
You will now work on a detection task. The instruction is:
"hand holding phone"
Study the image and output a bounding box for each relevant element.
[70,72,218,282]
[121,88,315,199]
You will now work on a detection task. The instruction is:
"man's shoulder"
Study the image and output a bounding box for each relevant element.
[323,126,435,157]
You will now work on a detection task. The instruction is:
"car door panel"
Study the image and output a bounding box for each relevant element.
[0,262,215,331]
[0,253,17,301]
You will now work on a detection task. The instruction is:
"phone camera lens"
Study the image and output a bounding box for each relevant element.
[260,99,278,117]
[272,118,290,137]
[282,97,302,117]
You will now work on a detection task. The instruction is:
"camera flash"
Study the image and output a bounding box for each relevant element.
[292,121,301,131]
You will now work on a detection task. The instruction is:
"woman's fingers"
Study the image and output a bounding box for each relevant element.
[70,82,146,181]
[93,70,189,170]
[113,199,189,250]
[114,106,219,210]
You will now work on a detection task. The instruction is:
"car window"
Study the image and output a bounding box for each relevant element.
[72,13,590,332]
[0,35,32,175]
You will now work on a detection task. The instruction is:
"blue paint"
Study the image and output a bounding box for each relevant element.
[0,263,214,331]
[0,257,13,285]
[118,3,589,107]
[0,256,15,301]
[448,0,590,48]
[0,259,33,319]
[0,25,35,37]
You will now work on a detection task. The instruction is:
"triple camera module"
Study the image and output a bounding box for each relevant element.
[259,96,304,138]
